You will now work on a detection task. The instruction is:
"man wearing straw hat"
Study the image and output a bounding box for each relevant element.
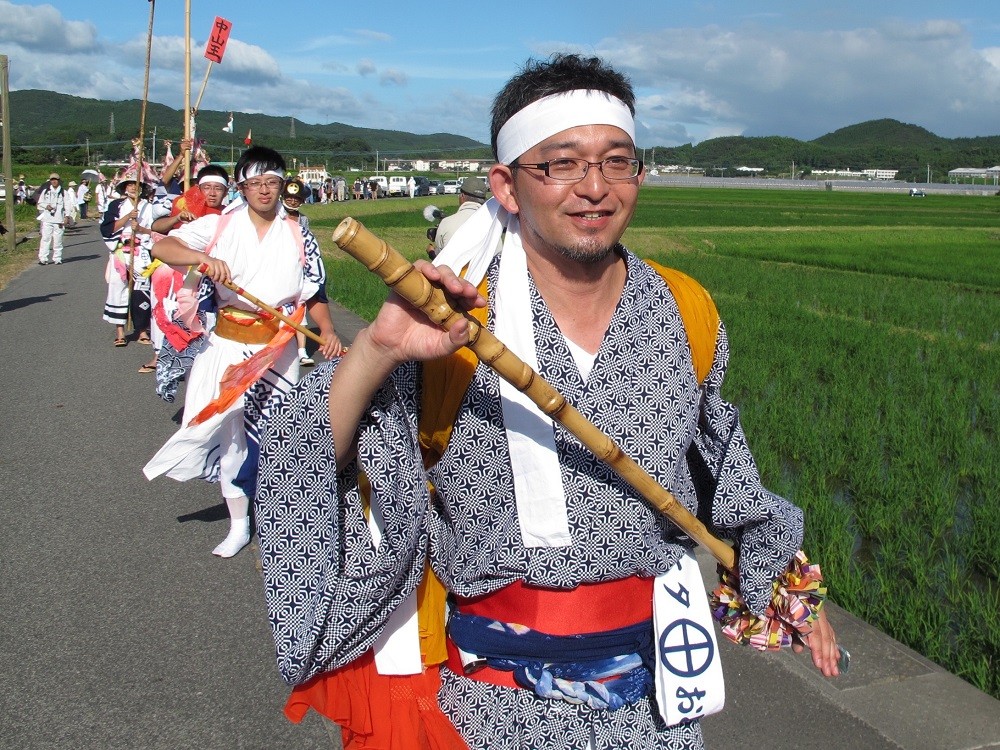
[256,54,840,750]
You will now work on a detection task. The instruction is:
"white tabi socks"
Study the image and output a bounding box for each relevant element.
[213,495,251,558]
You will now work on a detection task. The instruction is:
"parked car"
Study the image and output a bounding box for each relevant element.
[412,176,431,197]
[441,179,461,195]
[387,175,408,197]
[427,180,442,195]
[909,188,926,197]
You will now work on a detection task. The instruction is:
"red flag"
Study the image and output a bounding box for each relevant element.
[244,129,252,146]
[203,17,233,64]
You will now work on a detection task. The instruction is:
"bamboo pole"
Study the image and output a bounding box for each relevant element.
[331,217,737,572]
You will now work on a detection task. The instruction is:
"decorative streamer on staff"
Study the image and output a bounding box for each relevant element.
[331,217,850,671]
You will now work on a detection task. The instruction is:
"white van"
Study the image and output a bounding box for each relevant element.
[387,175,408,197]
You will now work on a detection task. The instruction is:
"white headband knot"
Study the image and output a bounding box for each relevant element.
[496,90,636,164]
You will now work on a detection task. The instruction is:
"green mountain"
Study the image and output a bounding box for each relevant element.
[10,90,1000,181]
[7,89,491,169]
[655,119,1000,181]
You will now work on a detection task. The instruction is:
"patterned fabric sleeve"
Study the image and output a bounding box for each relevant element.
[690,321,803,616]
[298,226,323,303]
[255,361,431,685]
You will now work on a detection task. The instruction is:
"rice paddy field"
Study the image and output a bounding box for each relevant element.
[306,186,1000,699]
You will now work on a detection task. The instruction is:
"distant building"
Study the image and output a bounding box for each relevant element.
[864,169,898,180]
[948,166,1000,183]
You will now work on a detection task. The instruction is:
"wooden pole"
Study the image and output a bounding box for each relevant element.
[195,263,324,345]
[183,0,191,191]
[331,217,737,572]
[193,61,214,114]
[1,55,15,253]
[137,0,155,174]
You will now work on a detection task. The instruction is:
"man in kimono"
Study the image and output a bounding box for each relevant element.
[257,54,841,750]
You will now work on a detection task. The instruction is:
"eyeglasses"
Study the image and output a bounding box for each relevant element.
[242,177,283,192]
[512,156,643,183]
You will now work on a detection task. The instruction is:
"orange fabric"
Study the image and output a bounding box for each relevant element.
[285,652,468,750]
[418,278,489,469]
[644,261,720,385]
[187,306,303,426]
[416,565,449,666]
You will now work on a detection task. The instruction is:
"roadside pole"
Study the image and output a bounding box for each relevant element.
[1,55,16,253]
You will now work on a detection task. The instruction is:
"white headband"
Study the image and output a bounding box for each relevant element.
[495,90,636,165]
[197,175,228,187]
[237,164,285,183]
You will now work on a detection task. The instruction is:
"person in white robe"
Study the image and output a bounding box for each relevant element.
[144,146,342,559]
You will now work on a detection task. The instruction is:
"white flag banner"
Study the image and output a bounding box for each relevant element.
[222,114,234,133]
[653,551,726,726]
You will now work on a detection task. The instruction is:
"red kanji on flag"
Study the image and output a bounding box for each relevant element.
[244,129,252,146]
[203,17,233,64]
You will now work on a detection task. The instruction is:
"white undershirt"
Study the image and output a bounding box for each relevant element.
[564,337,598,382]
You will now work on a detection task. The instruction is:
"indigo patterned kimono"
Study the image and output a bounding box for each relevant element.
[256,250,804,750]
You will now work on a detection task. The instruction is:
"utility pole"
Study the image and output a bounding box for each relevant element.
[1,55,15,253]
[927,164,931,184]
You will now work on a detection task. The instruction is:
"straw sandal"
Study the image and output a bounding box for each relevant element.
[114,337,127,347]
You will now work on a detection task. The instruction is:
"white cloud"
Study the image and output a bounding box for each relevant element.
[379,69,408,87]
[599,20,1000,144]
[0,0,100,52]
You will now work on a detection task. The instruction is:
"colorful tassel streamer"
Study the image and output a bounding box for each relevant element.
[710,550,827,650]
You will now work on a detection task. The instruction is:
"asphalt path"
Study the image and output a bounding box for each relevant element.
[2,221,998,750]
[0,223,335,748]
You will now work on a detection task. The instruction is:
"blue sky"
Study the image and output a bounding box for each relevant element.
[3,0,1000,148]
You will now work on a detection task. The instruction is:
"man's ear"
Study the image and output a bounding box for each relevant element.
[488,164,519,215]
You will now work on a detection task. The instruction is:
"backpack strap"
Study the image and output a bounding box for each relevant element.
[285,216,306,265]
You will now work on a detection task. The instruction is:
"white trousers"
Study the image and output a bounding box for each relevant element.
[38,222,64,263]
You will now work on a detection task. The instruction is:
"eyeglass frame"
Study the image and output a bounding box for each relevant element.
[510,156,644,183]
[241,176,284,192]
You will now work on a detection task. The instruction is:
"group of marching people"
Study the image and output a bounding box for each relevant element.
[103,144,342,559]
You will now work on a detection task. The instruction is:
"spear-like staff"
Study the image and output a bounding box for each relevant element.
[129,0,156,334]
[332,217,849,670]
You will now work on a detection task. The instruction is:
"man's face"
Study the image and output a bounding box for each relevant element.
[123,183,138,200]
[283,196,302,212]
[493,124,643,265]
[49,178,60,188]
[239,175,282,216]
[198,181,227,209]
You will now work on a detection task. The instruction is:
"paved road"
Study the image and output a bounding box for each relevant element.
[2,223,998,749]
